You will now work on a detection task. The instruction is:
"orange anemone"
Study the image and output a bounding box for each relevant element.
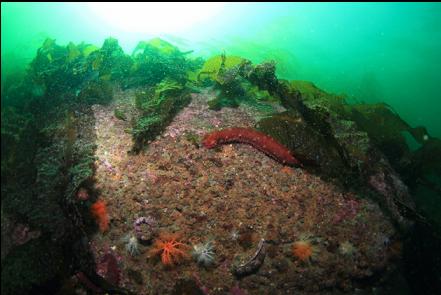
[292,240,314,262]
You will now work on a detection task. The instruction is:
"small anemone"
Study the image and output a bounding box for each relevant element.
[122,234,140,256]
[230,229,239,241]
[192,240,215,267]
[338,241,356,257]
[292,233,319,263]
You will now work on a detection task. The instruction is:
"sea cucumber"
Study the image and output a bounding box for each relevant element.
[202,127,301,166]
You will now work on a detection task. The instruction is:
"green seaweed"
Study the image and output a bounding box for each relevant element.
[184,131,201,148]
[127,38,201,88]
[131,79,191,153]
[114,108,127,121]
[77,79,113,105]
[1,34,440,294]
[204,57,284,111]
[197,54,244,84]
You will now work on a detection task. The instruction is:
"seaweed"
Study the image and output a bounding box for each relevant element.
[1,238,65,295]
[114,108,127,121]
[2,35,440,294]
[127,38,201,88]
[131,79,191,153]
[202,55,283,111]
[242,60,425,229]
[0,39,103,294]
[197,54,244,84]
[77,79,114,105]
[88,37,133,82]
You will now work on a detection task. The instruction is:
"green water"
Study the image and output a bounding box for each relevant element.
[2,2,441,137]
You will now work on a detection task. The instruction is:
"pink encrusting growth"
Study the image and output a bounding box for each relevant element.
[202,127,302,166]
[97,252,121,286]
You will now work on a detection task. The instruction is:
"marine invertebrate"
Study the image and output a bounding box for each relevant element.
[90,200,109,232]
[202,127,301,166]
[134,216,157,242]
[123,234,140,256]
[292,234,319,262]
[230,229,239,241]
[232,238,267,277]
[192,240,215,267]
[338,241,356,257]
[148,232,190,266]
[76,187,89,201]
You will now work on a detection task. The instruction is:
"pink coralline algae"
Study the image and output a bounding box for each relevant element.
[96,252,121,286]
[368,171,409,199]
[230,284,248,295]
[368,173,389,197]
[145,169,159,184]
[101,158,116,173]
[333,198,360,224]
[193,272,211,295]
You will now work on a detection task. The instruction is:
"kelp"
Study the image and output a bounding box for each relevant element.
[131,79,191,153]
[2,36,440,294]
[1,39,105,294]
[77,79,113,105]
[86,37,133,82]
[127,38,201,88]
[200,53,277,110]
[235,59,435,230]
[132,37,180,56]
[197,53,244,84]
[349,103,429,166]
[1,105,98,294]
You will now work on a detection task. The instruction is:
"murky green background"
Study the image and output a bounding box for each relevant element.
[2,2,441,137]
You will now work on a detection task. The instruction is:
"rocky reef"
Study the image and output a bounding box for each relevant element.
[1,36,440,295]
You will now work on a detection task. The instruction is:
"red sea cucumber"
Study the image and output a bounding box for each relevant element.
[202,127,301,166]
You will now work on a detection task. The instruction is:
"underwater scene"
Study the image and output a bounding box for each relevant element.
[1,2,441,295]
